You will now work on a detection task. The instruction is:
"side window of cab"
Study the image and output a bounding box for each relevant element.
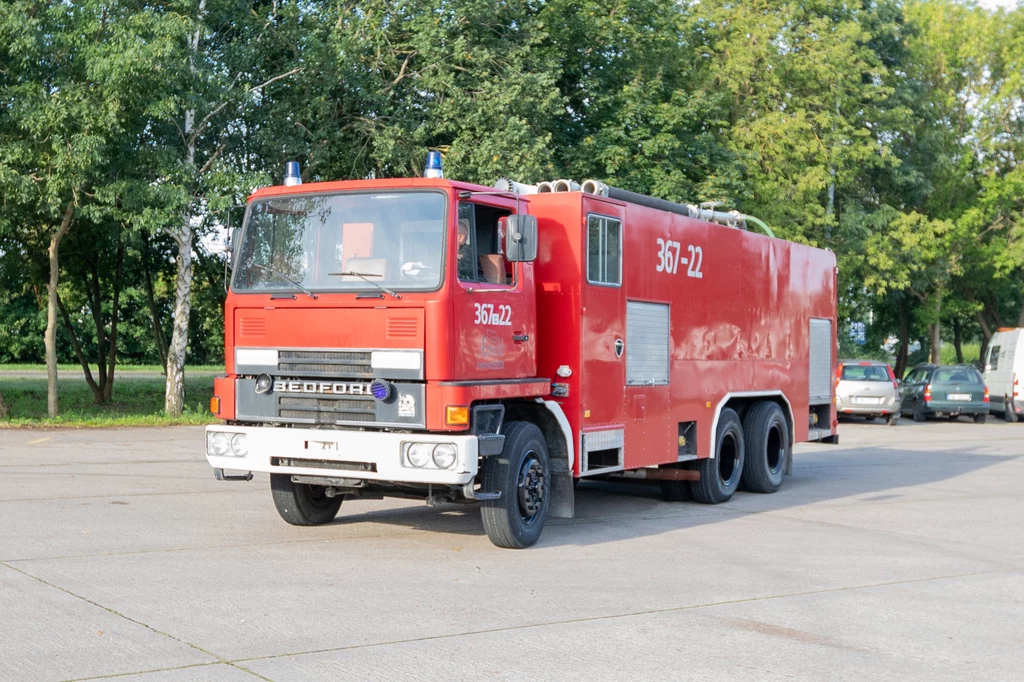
[457,202,514,286]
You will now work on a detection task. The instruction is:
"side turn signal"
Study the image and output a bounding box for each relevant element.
[209,396,221,415]
[445,405,469,426]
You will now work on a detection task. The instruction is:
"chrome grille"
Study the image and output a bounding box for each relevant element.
[277,394,377,423]
[277,350,372,379]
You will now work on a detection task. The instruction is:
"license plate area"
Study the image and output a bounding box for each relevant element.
[946,393,971,401]
[854,397,884,405]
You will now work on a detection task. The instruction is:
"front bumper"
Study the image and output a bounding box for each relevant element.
[205,425,479,485]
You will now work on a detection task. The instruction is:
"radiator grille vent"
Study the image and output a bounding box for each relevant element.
[239,317,266,336]
[387,317,419,338]
[278,350,372,379]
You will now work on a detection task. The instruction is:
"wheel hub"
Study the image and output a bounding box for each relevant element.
[517,453,546,524]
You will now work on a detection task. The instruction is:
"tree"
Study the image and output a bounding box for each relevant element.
[0,1,127,415]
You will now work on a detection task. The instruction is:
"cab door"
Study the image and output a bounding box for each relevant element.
[452,200,536,380]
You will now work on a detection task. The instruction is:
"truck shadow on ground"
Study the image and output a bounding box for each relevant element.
[331,435,1021,548]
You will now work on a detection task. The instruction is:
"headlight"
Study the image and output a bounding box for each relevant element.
[230,433,249,457]
[407,443,432,468]
[432,444,457,469]
[209,432,230,457]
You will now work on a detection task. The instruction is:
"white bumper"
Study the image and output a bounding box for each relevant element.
[205,425,478,485]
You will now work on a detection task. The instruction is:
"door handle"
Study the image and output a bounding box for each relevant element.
[513,333,529,343]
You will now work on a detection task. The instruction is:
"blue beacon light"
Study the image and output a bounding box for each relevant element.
[284,161,302,186]
[424,151,443,178]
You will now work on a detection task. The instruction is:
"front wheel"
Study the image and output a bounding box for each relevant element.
[480,422,550,549]
[974,413,987,424]
[270,474,343,526]
[691,408,745,504]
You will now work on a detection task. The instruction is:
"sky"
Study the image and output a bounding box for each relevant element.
[978,0,1019,9]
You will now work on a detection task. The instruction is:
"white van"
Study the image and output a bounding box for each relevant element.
[984,328,1023,422]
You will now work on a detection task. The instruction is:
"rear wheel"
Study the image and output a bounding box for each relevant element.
[741,401,789,494]
[886,414,899,426]
[480,421,550,549]
[912,400,928,422]
[691,408,745,504]
[1004,400,1019,423]
[270,474,343,526]
[974,413,987,424]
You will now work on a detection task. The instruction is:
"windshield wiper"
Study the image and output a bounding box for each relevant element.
[328,271,402,300]
[250,262,319,300]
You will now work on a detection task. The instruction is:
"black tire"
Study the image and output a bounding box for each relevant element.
[691,408,745,504]
[886,414,899,426]
[1004,400,1019,423]
[974,413,987,424]
[270,474,343,526]
[740,401,789,494]
[480,421,550,549]
[912,400,927,422]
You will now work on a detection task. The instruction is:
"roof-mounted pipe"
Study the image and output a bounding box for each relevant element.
[536,181,555,193]
[494,177,538,195]
[580,180,775,236]
[552,179,581,192]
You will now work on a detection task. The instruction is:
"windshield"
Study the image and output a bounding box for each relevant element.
[840,365,890,382]
[932,367,983,384]
[232,191,446,293]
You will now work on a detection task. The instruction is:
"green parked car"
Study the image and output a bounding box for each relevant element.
[900,364,990,423]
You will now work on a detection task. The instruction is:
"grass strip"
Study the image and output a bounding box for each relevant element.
[0,376,218,428]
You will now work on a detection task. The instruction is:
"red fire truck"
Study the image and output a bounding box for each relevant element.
[206,157,838,548]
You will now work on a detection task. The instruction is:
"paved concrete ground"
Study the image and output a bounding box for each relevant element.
[1,420,1021,681]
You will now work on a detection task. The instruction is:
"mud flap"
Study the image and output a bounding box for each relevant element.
[549,470,575,519]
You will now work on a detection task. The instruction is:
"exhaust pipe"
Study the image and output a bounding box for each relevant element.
[494,177,538,195]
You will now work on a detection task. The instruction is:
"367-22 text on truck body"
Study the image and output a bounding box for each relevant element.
[205,161,839,548]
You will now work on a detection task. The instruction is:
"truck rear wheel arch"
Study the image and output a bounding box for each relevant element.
[714,393,795,459]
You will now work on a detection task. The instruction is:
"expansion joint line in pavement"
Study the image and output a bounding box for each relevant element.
[48,564,1019,680]
[0,562,273,682]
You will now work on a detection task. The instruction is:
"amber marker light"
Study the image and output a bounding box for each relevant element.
[445,405,469,426]
[209,397,221,415]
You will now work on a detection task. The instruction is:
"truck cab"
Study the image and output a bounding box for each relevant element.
[206,175,568,548]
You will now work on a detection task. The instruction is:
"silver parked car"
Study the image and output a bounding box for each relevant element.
[835,360,902,425]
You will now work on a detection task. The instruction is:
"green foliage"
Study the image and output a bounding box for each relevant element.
[1,0,1022,419]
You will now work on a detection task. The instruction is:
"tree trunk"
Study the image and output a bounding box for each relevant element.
[1018,295,1024,327]
[103,240,125,403]
[928,294,942,364]
[141,230,169,371]
[86,263,108,402]
[0,392,7,419]
[164,218,194,416]
[895,300,910,379]
[45,199,76,417]
[56,292,102,399]
[953,318,963,364]
[929,322,942,364]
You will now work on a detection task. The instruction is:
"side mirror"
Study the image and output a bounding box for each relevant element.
[505,214,538,262]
